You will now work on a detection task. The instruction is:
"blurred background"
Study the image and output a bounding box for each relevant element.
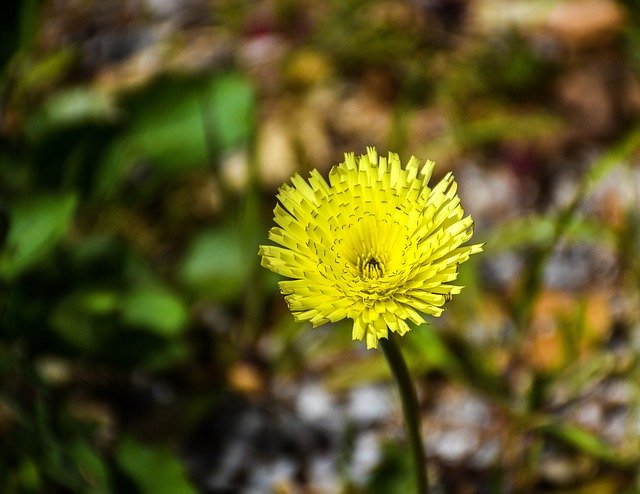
[1,0,640,492]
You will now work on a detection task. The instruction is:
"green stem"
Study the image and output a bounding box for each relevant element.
[380,334,429,494]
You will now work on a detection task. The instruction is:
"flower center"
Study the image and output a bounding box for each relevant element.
[358,254,385,279]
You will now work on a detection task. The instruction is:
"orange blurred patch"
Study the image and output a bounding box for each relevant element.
[547,0,625,49]
[227,362,264,395]
[525,290,613,373]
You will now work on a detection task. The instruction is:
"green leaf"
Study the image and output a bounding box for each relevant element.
[485,215,617,252]
[70,440,111,494]
[15,458,42,493]
[539,421,634,468]
[404,324,462,376]
[123,83,210,170]
[325,352,389,390]
[116,437,196,494]
[204,72,254,151]
[454,110,563,146]
[125,73,252,167]
[485,214,556,251]
[367,441,414,494]
[93,138,136,197]
[50,289,119,350]
[0,192,77,280]
[120,286,188,337]
[14,48,76,98]
[582,125,640,195]
[95,72,254,195]
[143,340,189,371]
[26,86,119,139]
[179,225,249,301]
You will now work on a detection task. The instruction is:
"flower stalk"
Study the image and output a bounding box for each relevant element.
[380,334,429,494]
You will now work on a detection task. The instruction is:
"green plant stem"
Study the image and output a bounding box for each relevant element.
[380,334,429,494]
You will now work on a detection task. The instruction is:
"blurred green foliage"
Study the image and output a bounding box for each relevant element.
[1,1,259,491]
[2,0,640,493]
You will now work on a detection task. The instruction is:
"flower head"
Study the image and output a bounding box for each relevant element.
[259,147,483,349]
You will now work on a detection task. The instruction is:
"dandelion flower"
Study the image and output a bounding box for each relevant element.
[259,147,483,349]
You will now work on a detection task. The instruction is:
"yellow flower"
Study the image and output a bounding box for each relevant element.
[259,147,483,349]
